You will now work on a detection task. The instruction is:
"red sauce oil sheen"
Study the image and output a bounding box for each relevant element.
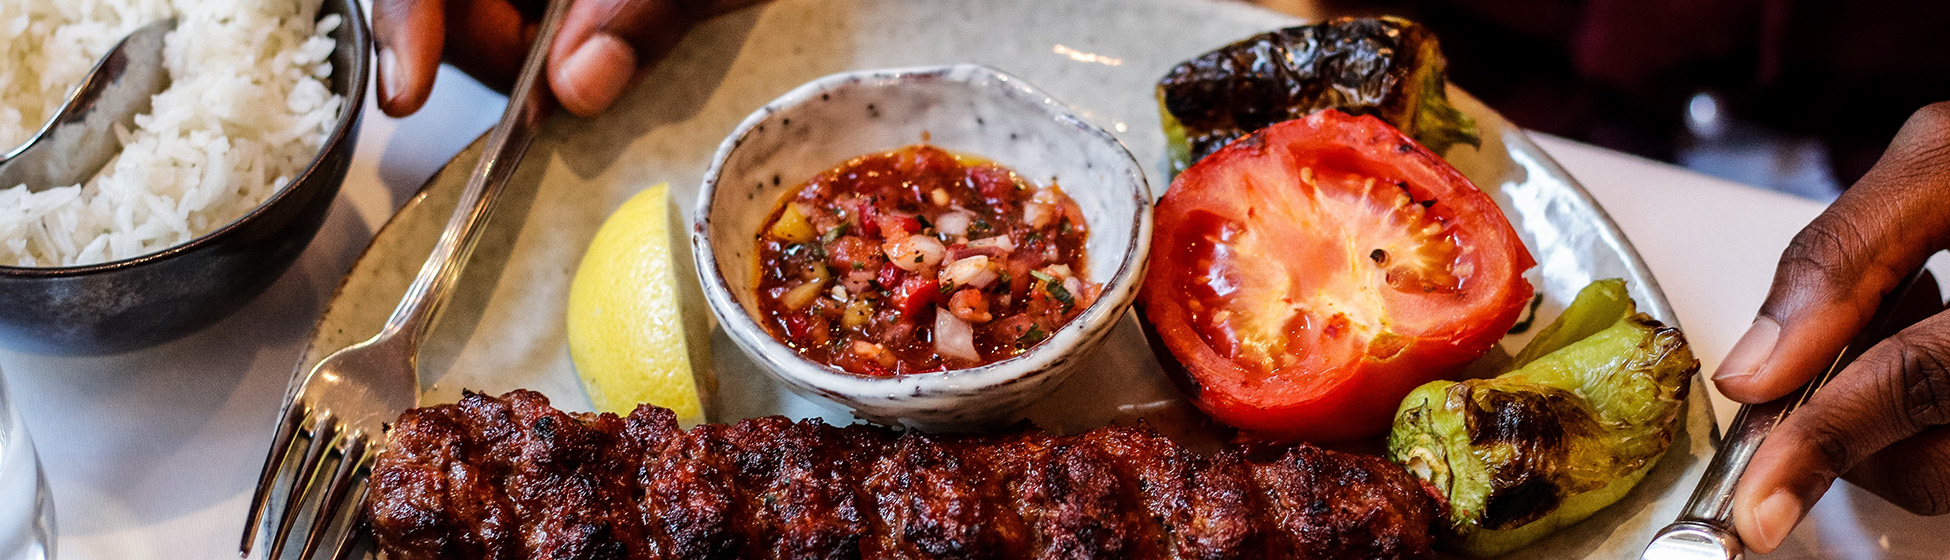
[755,145,1101,377]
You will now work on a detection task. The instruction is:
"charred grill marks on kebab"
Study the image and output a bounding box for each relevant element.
[367,390,1442,560]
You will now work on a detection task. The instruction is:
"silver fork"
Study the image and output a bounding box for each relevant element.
[237,1,570,558]
[1642,268,1930,560]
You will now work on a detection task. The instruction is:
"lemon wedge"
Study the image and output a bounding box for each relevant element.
[566,183,712,424]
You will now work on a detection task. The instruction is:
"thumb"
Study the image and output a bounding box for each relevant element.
[1713,102,1950,404]
[545,0,764,117]
[372,0,448,117]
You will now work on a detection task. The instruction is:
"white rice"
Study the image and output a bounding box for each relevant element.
[0,0,344,267]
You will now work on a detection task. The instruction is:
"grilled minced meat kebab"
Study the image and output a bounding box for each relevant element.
[367,390,1441,560]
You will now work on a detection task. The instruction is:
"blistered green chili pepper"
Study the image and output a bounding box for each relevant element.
[1509,278,1636,367]
[1388,279,1697,557]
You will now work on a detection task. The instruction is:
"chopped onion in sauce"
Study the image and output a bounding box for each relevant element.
[941,255,998,289]
[934,308,980,362]
[967,234,1016,253]
[935,211,972,236]
[884,234,945,271]
[1023,202,1054,229]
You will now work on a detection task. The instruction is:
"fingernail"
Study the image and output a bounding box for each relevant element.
[378,46,402,105]
[1714,317,1780,382]
[1749,490,1805,553]
[558,33,637,116]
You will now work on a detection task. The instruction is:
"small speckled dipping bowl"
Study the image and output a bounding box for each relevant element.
[694,65,1152,428]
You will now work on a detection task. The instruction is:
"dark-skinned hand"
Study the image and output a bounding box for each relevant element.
[372,0,764,118]
[1715,101,1950,554]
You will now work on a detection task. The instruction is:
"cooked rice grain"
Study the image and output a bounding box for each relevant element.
[0,0,344,266]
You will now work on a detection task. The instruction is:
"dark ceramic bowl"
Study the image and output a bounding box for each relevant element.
[0,0,370,354]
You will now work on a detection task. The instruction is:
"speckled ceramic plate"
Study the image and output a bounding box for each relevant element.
[306,0,1715,557]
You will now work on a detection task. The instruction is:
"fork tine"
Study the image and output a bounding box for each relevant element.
[268,413,339,560]
[298,434,368,560]
[329,477,372,560]
[240,402,307,556]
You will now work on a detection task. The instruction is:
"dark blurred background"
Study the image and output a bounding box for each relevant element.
[1255,0,1950,200]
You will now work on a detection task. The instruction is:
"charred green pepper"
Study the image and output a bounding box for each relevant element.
[1387,279,1697,557]
[1509,278,1636,367]
[1156,16,1480,173]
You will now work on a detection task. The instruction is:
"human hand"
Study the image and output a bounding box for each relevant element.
[372,0,763,118]
[1713,101,1950,554]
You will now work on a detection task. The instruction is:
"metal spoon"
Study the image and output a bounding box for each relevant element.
[0,17,174,190]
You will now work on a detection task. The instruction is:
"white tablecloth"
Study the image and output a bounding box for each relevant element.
[4,61,1946,559]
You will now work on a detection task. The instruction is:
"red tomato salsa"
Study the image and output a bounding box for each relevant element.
[755,145,1102,376]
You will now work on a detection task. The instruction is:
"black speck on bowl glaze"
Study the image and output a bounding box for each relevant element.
[0,0,370,354]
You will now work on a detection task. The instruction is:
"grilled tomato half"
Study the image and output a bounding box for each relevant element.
[1140,110,1535,442]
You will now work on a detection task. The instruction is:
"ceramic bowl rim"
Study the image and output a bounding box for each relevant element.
[0,0,371,277]
[693,63,1154,408]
